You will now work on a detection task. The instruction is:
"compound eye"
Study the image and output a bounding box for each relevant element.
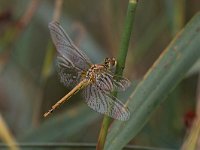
[111,58,116,66]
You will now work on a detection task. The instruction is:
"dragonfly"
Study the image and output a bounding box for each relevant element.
[44,21,130,121]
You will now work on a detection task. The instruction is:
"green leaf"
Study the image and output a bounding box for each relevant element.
[105,12,200,150]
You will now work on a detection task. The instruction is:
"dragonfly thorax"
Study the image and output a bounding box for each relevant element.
[85,64,107,82]
[85,58,116,82]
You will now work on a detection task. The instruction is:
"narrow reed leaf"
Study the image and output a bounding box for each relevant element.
[105,12,200,150]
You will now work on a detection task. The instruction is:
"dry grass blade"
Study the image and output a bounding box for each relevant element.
[0,114,19,150]
[181,73,200,150]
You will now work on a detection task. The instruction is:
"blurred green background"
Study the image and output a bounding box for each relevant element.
[0,0,200,149]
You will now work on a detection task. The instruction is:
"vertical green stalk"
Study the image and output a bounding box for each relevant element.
[173,0,185,35]
[96,0,138,149]
[165,0,185,35]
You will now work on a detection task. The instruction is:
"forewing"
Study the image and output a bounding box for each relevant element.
[83,84,130,121]
[57,55,82,87]
[96,72,130,92]
[49,21,92,71]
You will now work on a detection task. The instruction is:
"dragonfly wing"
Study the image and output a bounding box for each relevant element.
[112,76,131,91]
[83,84,130,121]
[96,73,130,92]
[49,21,92,71]
[57,55,82,87]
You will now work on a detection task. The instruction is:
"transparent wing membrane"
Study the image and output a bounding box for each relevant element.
[57,55,82,87]
[112,76,131,91]
[49,21,92,71]
[96,73,130,92]
[83,84,130,121]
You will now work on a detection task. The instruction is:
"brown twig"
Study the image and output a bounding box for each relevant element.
[16,0,40,31]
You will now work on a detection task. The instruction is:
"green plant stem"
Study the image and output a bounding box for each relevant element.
[115,0,137,76]
[173,0,185,35]
[96,0,138,150]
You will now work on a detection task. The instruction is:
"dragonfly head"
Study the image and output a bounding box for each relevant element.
[104,57,116,69]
